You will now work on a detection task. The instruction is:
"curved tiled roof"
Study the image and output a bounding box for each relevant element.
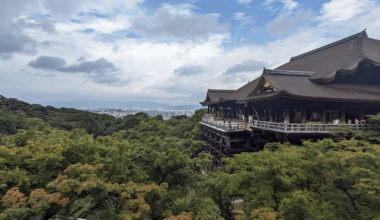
[200,89,235,105]
[201,30,380,104]
[226,77,261,101]
[275,30,380,82]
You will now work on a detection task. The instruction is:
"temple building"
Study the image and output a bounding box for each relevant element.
[199,30,380,167]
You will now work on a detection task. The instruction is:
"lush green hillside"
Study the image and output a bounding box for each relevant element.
[1,95,380,220]
[0,96,127,137]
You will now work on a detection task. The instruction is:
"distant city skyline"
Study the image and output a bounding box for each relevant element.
[1,0,379,105]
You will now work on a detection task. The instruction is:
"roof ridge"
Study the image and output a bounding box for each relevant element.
[264,68,315,76]
[208,89,236,92]
[290,30,367,61]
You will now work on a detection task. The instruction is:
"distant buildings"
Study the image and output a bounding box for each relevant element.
[82,108,194,119]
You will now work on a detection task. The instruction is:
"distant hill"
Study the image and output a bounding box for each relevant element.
[33,100,203,110]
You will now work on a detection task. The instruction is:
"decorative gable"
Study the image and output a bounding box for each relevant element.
[255,81,277,95]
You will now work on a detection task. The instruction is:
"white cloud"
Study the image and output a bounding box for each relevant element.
[265,9,315,36]
[233,13,246,20]
[237,0,252,4]
[129,8,229,40]
[318,0,376,22]
[263,0,299,14]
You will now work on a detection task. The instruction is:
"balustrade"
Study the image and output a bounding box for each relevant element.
[201,117,247,131]
[252,120,365,133]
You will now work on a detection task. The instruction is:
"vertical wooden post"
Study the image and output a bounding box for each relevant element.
[208,106,210,114]
[269,107,274,122]
[284,106,290,123]
[360,110,364,120]
[322,108,326,123]
[220,137,223,158]
[256,135,261,151]
[226,138,230,157]
[302,108,306,124]
[246,105,249,118]
[265,106,269,121]
[340,110,345,123]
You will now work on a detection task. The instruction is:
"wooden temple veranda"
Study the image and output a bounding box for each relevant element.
[199,30,380,167]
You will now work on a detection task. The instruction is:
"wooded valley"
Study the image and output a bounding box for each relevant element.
[1,96,380,220]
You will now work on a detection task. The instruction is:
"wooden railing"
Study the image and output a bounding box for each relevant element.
[201,118,248,131]
[203,114,213,119]
[252,120,365,133]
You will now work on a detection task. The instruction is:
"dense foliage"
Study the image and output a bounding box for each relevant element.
[2,95,380,220]
[0,96,120,136]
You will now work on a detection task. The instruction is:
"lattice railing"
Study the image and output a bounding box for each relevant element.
[252,120,365,133]
[201,117,248,131]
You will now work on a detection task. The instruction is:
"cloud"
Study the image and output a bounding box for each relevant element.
[0,0,41,25]
[318,0,376,22]
[42,0,143,20]
[27,56,129,86]
[263,0,299,14]
[76,56,86,62]
[28,56,66,69]
[174,65,203,76]
[0,27,37,60]
[232,12,253,27]
[59,57,117,73]
[40,41,54,48]
[15,18,58,35]
[223,59,268,75]
[129,8,229,39]
[0,17,57,60]
[233,13,246,20]
[265,9,315,36]
[35,73,57,77]
[237,0,252,4]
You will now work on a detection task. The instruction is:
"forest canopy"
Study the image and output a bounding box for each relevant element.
[1,95,380,220]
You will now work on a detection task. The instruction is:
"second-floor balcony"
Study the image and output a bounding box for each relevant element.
[200,114,366,134]
[200,115,250,132]
[252,120,365,133]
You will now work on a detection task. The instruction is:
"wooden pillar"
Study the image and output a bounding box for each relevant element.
[322,108,326,123]
[269,107,274,122]
[257,105,261,120]
[284,105,289,123]
[256,135,261,150]
[360,109,364,120]
[302,108,306,124]
[245,106,248,120]
[226,138,230,157]
[208,106,210,114]
[219,137,223,158]
[340,110,345,123]
[265,106,269,121]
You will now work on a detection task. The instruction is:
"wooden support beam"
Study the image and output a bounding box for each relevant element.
[284,105,290,123]
[269,107,273,122]
[340,110,345,123]
[360,110,364,121]
[322,109,326,124]
[302,108,306,124]
[230,138,250,142]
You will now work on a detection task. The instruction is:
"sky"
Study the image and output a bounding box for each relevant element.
[1,0,380,105]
